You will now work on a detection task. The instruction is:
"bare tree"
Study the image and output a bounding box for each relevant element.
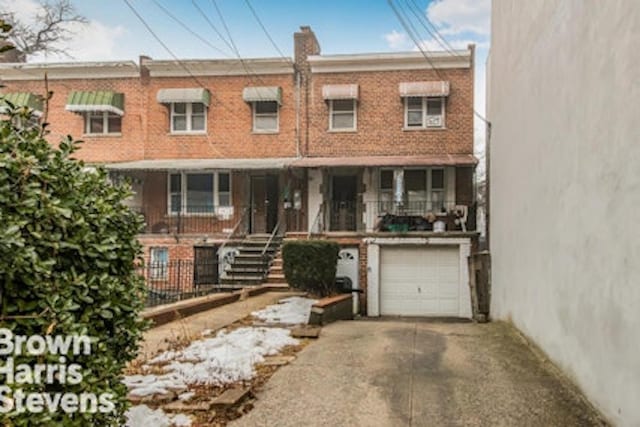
[0,0,87,61]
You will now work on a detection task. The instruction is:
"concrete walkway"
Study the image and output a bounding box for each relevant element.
[136,291,301,360]
[232,319,607,427]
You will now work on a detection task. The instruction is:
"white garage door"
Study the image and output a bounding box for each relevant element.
[380,246,460,316]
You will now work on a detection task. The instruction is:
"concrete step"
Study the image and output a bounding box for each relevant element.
[234,254,268,262]
[238,246,278,254]
[266,274,286,284]
[232,259,269,267]
[225,268,265,276]
[269,266,283,275]
[220,276,264,285]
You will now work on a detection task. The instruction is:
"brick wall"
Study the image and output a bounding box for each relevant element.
[307,68,474,157]
[1,27,473,163]
[1,77,146,163]
[143,74,297,159]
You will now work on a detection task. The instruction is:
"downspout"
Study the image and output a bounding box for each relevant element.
[295,69,301,158]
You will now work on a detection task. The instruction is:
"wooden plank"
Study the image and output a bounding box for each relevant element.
[164,400,213,412]
[211,387,251,406]
[262,355,296,366]
[291,326,321,338]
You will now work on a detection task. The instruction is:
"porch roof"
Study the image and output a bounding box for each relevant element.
[104,157,297,171]
[289,154,478,168]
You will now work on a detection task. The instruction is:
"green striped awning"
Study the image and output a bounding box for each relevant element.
[0,92,44,116]
[65,91,125,116]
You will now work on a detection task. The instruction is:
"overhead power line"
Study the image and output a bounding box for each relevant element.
[150,0,233,58]
[244,0,291,62]
[387,0,489,124]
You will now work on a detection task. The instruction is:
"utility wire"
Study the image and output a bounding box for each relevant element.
[387,0,489,124]
[191,0,236,54]
[243,0,291,63]
[404,0,466,58]
[123,0,208,89]
[151,0,233,58]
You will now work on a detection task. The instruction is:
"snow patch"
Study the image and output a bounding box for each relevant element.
[125,405,191,427]
[124,327,298,396]
[251,297,317,324]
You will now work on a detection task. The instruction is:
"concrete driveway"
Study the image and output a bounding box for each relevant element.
[233,319,606,427]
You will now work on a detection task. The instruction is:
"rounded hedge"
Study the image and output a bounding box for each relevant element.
[281,240,340,297]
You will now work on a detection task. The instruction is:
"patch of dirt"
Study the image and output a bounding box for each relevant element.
[125,312,313,426]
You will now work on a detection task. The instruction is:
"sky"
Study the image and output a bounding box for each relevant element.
[2,0,490,162]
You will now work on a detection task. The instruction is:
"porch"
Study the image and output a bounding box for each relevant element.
[305,161,477,234]
[106,158,307,237]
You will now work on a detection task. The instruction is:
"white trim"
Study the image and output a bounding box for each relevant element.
[365,237,472,318]
[83,111,122,135]
[403,96,445,129]
[329,99,357,131]
[68,104,124,116]
[167,170,232,215]
[309,50,471,73]
[142,58,293,77]
[170,102,207,133]
[252,101,279,133]
[0,61,139,81]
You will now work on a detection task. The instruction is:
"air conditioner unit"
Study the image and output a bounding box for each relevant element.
[426,115,442,127]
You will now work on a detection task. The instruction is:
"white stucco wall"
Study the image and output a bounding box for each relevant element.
[489,2,640,425]
[307,168,323,231]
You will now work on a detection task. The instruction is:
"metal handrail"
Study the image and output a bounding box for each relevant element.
[219,207,248,254]
[307,204,323,239]
[261,219,281,258]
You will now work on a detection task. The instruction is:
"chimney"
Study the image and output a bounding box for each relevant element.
[294,26,320,71]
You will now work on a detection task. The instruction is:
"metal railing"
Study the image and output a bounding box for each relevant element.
[261,219,281,258]
[219,207,248,254]
[139,259,224,308]
[135,205,243,235]
[311,199,475,233]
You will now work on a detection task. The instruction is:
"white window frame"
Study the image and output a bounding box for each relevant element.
[378,167,447,210]
[252,101,279,133]
[170,102,207,133]
[403,96,445,129]
[329,99,357,131]
[149,247,168,280]
[84,111,122,135]
[167,171,232,215]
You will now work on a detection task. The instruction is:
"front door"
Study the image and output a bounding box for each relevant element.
[330,175,358,231]
[250,174,279,234]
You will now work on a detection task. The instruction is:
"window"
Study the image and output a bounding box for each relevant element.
[171,102,206,132]
[168,171,231,214]
[430,169,445,211]
[253,101,279,132]
[405,170,427,203]
[404,97,445,129]
[378,168,447,211]
[84,112,121,134]
[149,247,168,280]
[330,99,356,131]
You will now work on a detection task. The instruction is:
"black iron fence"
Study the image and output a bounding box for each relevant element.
[135,205,243,235]
[139,259,225,308]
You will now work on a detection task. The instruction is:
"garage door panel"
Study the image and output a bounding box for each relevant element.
[380,246,460,316]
